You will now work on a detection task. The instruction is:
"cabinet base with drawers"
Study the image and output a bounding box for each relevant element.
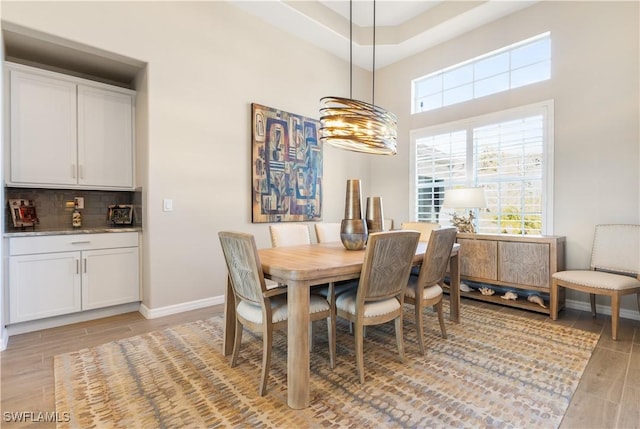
[7,232,140,324]
[448,233,565,314]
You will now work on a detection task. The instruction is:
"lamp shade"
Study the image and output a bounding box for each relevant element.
[442,187,487,209]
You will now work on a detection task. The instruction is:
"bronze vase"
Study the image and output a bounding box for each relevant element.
[365,196,384,233]
[340,179,368,250]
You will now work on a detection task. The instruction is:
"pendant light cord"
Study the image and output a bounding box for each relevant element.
[349,0,353,99]
[372,0,376,105]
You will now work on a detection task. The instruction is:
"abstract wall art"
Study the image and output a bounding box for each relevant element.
[251,103,323,223]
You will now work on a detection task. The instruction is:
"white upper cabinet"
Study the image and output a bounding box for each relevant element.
[9,70,78,186]
[78,86,134,188]
[6,63,135,190]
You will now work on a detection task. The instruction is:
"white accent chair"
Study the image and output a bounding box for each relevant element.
[336,230,420,383]
[551,224,640,340]
[218,231,335,395]
[405,227,457,354]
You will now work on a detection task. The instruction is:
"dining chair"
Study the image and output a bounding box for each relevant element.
[401,221,442,276]
[384,218,394,231]
[551,224,640,340]
[314,222,359,299]
[314,222,342,243]
[404,227,458,354]
[335,230,420,383]
[401,221,441,242]
[218,231,336,395]
[268,224,312,291]
[269,224,311,247]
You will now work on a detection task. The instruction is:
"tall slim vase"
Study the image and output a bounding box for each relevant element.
[340,179,368,250]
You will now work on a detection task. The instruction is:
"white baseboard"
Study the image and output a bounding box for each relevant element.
[6,302,141,337]
[565,298,640,322]
[139,295,224,319]
[0,329,8,351]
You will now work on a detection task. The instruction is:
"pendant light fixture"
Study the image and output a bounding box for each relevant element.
[319,0,398,155]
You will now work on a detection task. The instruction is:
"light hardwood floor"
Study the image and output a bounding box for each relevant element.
[1,299,638,428]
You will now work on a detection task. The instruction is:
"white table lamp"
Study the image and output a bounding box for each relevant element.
[442,187,487,234]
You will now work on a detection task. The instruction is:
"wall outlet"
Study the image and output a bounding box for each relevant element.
[74,197,84,209]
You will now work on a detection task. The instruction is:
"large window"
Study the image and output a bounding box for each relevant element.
[409,101,554,235]
[412,32,551,113]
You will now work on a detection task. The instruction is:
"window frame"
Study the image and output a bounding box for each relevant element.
[409,100,555,235]
[411,32,551,113]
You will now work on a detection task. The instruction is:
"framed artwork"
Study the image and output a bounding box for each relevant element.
[251,103,322,223]
[9,199,39,228]
[108,205,134,225]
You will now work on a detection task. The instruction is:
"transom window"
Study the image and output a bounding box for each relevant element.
[409,101,554,235]
[412,32,551,113]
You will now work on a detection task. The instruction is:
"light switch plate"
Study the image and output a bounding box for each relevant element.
[163,199,173,212]
[74,197,84,209]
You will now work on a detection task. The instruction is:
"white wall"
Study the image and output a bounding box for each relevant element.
[374,1,640,310]
[1,1,372,312]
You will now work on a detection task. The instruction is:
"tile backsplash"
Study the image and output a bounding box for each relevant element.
[5,188,142,231]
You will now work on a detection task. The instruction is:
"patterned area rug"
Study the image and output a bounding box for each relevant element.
[54,303,600,428]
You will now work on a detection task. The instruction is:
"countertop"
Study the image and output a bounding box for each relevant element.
[4,226,142,238]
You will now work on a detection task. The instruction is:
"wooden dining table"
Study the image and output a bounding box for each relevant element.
[222,241,460,409]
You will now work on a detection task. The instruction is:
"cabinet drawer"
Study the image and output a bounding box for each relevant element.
[9,232,139,256]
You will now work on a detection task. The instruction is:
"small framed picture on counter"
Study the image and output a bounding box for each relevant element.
[108,204,134,225]
[9,199,39,228]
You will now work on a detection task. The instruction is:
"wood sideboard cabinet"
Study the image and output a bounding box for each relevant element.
[452,233,565,314]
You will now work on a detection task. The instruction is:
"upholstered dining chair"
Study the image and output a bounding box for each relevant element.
[401,221,441,242]
[218,231,336,395]
[269,224,311,247]
[551,224,640,341]
[404,227,458,354]
[314,222,342,243]
[335,230,420,383]
[313,222,358,299]
[267,224,312,291]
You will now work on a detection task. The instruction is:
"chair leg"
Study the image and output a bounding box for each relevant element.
[259,326,273,396]
[611,294,620,341]
[231,319,243,367]
[326,315,336,369]
[394,316,405,364]
[550,279,559,320]
[435,301,447,339]
[590,293,597,317]
[355,320,365,383]
[414,300,425,355]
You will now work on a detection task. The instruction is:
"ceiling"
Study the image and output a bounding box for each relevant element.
[2,1,539,85]
[230,1,539,70]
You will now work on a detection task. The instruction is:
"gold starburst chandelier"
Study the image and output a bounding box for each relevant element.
[319,0,397,155]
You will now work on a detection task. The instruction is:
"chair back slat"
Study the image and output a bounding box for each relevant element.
[269,224,311,247]
[591,224,640,275]
[359,231,420,302]
[418,227,458,287]
[219,231,266,304]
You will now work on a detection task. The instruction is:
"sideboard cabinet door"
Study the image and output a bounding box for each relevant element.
[458,238,498,280]
[498,241,550,288]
